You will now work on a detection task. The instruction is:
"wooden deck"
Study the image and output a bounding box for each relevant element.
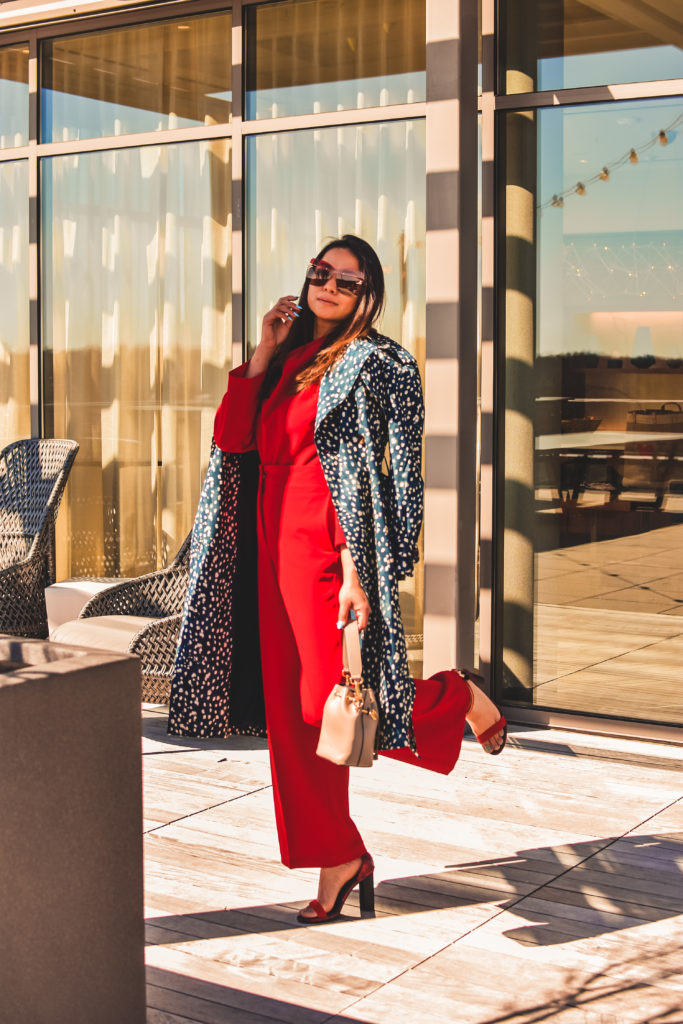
[142,708,683,1024]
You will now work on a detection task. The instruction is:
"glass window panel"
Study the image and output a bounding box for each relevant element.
[0,44,29,149]
[42,140,232,578]
[0,160,30,446]
[499,97,683,726]
[41,12,232,142]
[501,0,683,94]
[245,0,425,120]
[246,118,425,669]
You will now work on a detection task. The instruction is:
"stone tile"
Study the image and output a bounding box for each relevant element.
[642,573,683,601]
[599,563,683,586]
[572,593,681,614]
[630,547,683,569]
[536,570,636,605]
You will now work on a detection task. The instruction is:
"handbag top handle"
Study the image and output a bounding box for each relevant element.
[342,619,363,681]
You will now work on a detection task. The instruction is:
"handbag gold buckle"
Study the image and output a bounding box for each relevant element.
[341,670,378,719]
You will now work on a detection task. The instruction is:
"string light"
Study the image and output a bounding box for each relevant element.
[538,111,682,210]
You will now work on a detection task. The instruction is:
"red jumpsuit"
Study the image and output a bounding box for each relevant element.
[214,336,470,869]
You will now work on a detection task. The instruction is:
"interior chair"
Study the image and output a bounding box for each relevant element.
[0,438,80,638]
[50,532,192,703]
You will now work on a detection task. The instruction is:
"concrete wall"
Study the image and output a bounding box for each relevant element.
[0,637,145,1024]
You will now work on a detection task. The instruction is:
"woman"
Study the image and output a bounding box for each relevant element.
[169,234,506,925]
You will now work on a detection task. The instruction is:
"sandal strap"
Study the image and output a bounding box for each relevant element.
[305,899,328,920]
[477,715,506,746]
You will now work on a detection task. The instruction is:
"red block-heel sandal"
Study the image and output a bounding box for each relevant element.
[297,853,375,924]
[461,670,507,756]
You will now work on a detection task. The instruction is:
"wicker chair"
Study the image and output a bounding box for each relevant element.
[51,532,191,703]
[0,438,80,639]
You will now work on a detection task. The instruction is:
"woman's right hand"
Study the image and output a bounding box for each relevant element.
[247,296,301,378]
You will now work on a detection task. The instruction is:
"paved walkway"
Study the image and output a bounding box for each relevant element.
[142,709,683,1024]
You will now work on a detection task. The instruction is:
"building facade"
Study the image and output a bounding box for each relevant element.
[0,0,681,739]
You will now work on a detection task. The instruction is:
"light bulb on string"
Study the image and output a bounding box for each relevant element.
[538,111,682,211]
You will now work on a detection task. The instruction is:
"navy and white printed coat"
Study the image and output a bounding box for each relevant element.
[168,332,425,752]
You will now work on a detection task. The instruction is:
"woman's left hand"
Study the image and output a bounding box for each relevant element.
[337,547,371,631]
[337,580,371,631]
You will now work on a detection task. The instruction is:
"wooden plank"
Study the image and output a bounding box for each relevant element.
[586,844,683,875]
[146,945,372,1012]
[138,704,683,1024]
[344,939,682,1024]
[515,894,652,930]
[147,981,327,1024]
[546,866,683,908]
[147,1009,206,1024]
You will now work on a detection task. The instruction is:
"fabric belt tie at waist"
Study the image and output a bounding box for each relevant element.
[259,463,322,474]
[259,462,326,485]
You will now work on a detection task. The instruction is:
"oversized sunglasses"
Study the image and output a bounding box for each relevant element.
[305,258,365,297]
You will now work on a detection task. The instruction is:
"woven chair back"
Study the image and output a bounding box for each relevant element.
[0,439,80,564]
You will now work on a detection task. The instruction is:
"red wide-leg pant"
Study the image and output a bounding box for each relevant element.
[257,463,470,869]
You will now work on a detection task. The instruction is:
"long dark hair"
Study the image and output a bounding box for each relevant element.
[259,234,385,403]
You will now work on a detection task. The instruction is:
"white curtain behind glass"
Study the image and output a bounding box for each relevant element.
[44,140,231,577]
[0,160,30,446]
[246,120,425,360]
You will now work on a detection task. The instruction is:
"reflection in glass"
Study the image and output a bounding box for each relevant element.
[245,0,425,119]
[41,12,232,142]
[0,44,29,148]
[42,141,232,577]
[246,118,425,669]
[501,0,683,93]
[500,97,683,725]
[0,160,29,445]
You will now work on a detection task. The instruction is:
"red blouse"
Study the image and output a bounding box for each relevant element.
[213,336,346,548]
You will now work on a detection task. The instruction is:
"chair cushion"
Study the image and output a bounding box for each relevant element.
[51,616,155,653]
[45,580,132,637]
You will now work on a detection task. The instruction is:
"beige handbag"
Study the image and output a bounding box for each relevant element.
[316,618,379,767]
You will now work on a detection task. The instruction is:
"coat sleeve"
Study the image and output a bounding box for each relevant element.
[213,362,265,453]
[385,355,425,579]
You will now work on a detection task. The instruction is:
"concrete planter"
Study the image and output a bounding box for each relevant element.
[0,637,145,1024]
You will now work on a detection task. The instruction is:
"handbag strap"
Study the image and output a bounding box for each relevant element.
[342,619,363,681]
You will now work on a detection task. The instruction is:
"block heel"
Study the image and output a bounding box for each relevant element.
[359,870,375,914]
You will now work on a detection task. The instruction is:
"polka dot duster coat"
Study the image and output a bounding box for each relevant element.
[168,333,425,752]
